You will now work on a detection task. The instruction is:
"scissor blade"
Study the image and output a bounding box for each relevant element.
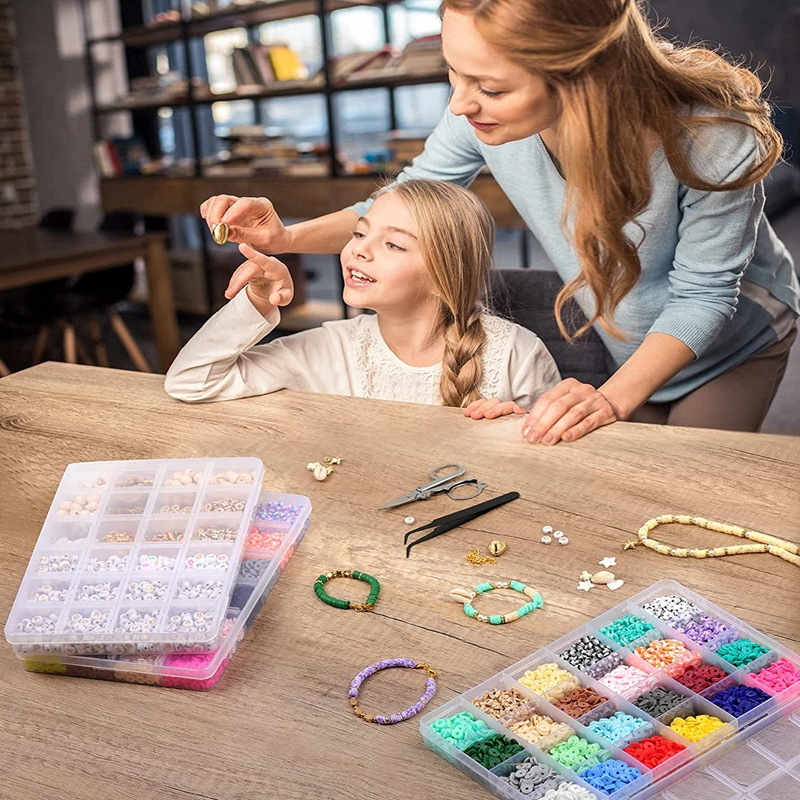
[378,491,420,510]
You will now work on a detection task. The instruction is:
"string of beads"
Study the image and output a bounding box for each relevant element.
[624,514,800,566]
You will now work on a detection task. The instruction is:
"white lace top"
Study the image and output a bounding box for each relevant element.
[164,289,561,407]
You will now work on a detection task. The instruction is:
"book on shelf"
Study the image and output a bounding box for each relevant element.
[335,36,445,83]
[230,43,310,90]
[267,44,309,82]
[93,137,151,177]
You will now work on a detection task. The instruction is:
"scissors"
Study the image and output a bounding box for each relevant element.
[378,463,486,510]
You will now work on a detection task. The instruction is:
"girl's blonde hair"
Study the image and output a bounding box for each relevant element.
[375,179,495,407]
[441,0,782,340]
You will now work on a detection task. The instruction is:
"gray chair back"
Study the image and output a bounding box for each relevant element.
[489,269,611,387]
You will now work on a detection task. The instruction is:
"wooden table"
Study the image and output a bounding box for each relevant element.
[0,228,180,371]
[1,363,799,800]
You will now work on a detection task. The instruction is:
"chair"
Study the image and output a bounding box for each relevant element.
[27,211,152,372]
[489,269,611,387]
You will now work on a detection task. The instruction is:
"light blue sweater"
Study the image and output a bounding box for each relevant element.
[351,109,799,402]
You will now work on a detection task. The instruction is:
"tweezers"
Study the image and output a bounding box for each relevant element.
[404,491,520,558]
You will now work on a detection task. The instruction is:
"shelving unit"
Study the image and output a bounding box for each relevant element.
[79,0,524,316]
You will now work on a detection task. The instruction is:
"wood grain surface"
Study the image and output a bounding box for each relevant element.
[1,363,798,800]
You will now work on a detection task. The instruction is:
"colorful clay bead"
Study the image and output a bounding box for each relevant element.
[671,613,738,647]
[641,595,700,622]
[587,711,650,743]
[548,735,603,769]
[672,662,728,693]
[669,714,726,742]
[519,663,580,695]
[472,687,528,719]
[715,638,771,667]
[552,687,608,719]
[750,658,800,694]
[463,733,524,768]
[579,760,643,793]
[430,711,494,749]
[559,636,613,670]
[633,687,686,716]
[709,685,772,717]
[624,735,686,768]
[599,615,655,647]
[598,665,651,700]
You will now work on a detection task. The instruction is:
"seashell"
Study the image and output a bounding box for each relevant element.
[607,579,625,591]
[488,540,507,556]
[312,464,330,482]
[580,571,592,582]
[211,222,229,245]
[448,587,475,604]
[590,571,615,585]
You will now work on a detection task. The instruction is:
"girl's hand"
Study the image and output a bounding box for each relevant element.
[225,243,294,313]
[462,398,529,419]
[521,378,621,444]
[200,195,291,253]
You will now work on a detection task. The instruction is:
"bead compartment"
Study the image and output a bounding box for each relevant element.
[420,580,800,800]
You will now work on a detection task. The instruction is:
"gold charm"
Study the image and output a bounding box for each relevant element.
[465,548,496,567]
[623,540,639,550]
[488,540,507,556]
[211,222,229,245]
[324,456,343,465]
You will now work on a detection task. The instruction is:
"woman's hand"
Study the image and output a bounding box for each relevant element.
[462,398,529,419]
[200,195,291,253]
[521,378,621,444]
[226,243,294,314]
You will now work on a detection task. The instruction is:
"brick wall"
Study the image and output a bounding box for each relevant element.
[0,0,38,228]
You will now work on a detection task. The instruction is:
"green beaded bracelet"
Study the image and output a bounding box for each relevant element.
[314,569,380,612]
[449,580,543,624]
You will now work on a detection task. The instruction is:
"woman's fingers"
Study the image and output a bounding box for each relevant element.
[560,408,614,443]
[521,379,617,444]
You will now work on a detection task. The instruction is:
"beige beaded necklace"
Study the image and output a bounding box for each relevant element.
[623,514,800,567]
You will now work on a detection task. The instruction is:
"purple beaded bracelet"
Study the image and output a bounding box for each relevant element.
[348,658,438,724]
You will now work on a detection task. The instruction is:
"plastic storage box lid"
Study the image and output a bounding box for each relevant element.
[5,457,264,656]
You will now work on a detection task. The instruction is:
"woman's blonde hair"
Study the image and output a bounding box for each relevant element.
[375,179,495,407]
[441,0,782,340]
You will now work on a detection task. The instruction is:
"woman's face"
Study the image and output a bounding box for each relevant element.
[441,9,560,146]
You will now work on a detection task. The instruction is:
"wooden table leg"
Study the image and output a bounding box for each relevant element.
[142,235,181,372]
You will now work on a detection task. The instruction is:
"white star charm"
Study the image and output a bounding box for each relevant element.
[577,581,594,592]
[599,557,617,568]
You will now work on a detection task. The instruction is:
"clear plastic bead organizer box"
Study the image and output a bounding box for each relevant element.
[4,457,265,656]
[419,579,800,800]
[18,491,311,691]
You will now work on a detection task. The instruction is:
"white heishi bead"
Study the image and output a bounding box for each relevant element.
[541,536,552,544]
[542,525,553,534]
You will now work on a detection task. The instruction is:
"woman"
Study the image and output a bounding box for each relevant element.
[200,0,799,443]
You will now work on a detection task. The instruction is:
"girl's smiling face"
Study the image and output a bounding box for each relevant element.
[340,191,437,314]
[441,9,560,146]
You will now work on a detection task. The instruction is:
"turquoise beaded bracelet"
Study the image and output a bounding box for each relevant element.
[449,580,543,624]
[314,569,380,612]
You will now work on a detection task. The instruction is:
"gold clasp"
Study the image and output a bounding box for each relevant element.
[415,662,438,678]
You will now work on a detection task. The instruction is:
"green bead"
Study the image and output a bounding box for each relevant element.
[509,580,526,592]
[464,604,478,618]
[475,582,494,593]
[489,614,504,625]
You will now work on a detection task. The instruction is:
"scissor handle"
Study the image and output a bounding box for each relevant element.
[426,463,466,484]
[447,479,486,501]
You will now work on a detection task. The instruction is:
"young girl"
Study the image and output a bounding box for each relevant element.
[165,180,560,410]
